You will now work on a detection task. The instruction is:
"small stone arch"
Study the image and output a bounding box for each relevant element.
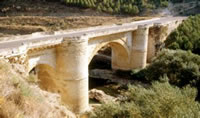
[29,64,61,94]
[27,49,56,72]
[89,39,131,70]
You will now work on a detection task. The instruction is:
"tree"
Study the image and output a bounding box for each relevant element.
[166,15,200,55]
[63,0,185,15]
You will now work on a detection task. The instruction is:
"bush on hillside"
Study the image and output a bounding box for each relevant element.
[143,50,200,87]
[166,15,200,55]
[132,49,200,98]
[89,81,200,118]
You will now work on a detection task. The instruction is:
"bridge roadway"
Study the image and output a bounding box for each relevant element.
[0,17,186,53]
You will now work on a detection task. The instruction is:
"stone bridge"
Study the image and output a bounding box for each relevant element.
[0,17,186,114]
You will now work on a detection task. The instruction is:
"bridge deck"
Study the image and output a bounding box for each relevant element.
[0,17,186,57]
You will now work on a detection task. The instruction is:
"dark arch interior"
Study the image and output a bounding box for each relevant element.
[89,46,111,70]
[89,45,112,89]
[29,67,36,75]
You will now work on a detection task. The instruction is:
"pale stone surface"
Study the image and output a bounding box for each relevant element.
[131,25,149,69]
[56,36,89,114]
[28,48,56,72]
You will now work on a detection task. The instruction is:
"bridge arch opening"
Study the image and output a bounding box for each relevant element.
[29,64,61,93]
[89,46,111,70]
[89,45,111,90]
[89,40,130,70]
[89,41,130,89]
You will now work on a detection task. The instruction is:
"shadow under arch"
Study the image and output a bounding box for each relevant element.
[89,40,130,70]
[29,64,60,93]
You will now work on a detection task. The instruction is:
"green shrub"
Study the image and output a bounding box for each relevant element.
[143,50,200,87]
[63,0,171,15]
[90,81,200,118]
[63,0,197,15]
[132,49,200,99]
[166,15,200,55]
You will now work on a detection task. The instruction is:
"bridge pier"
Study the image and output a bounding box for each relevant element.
[131,25,149,69]
[56,37,89,114]
[147,24,168,62]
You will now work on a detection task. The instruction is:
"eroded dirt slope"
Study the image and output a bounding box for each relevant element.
[0,1,152,37]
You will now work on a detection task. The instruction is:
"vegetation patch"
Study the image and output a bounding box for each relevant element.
[166,14,200,55]
[89,81,200,118]
[132,49,200,99]
[63,0,197,15]
[63,0,169,15]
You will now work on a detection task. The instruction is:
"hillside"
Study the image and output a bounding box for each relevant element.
[62,0,199,15]
[168,1,200,15]
[0,0,199,38]
[0,1,153,38]
[0,59,76,118]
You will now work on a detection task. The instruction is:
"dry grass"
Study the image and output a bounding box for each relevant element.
[0,16,150,38]
[0,25,46,35]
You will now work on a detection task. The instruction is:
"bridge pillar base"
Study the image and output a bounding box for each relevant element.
[56,36,89,114]
[131,25,149,69]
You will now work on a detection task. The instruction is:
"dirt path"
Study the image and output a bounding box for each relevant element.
[0,1,153,37]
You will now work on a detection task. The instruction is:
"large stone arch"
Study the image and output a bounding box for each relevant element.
[27,48,60,93]
[89,39,131,70]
